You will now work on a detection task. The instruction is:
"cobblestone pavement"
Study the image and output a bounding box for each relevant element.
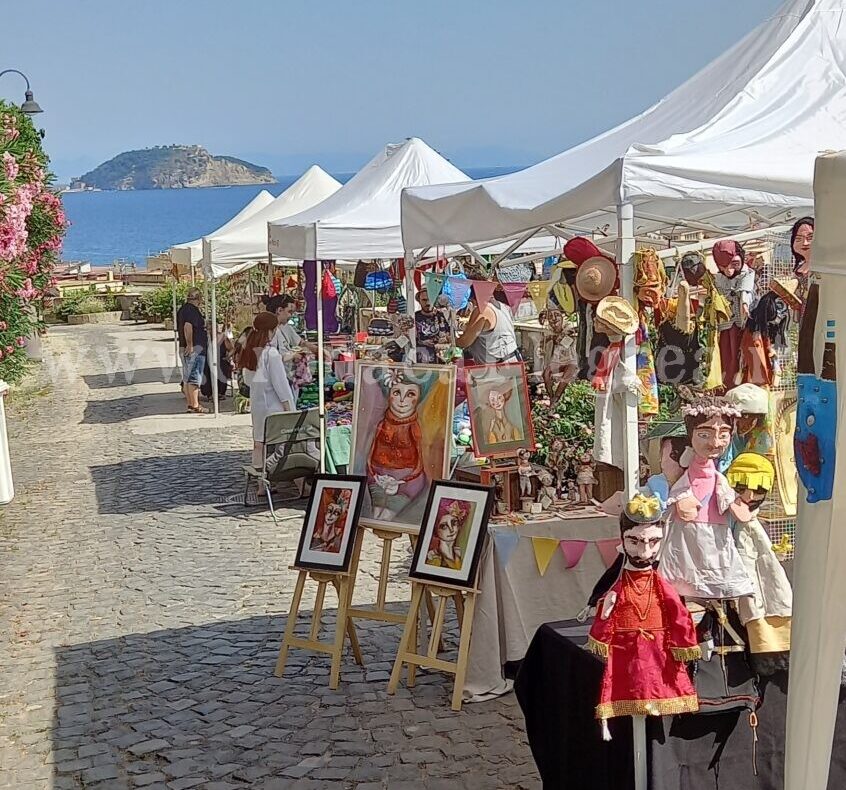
[0,324,538,790]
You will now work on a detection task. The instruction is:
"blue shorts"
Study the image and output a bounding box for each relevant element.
[182,350,206,386]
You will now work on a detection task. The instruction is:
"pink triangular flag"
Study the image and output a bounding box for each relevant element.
[500,282,527,315]
[472,279,497,308]
[595,539,622,569]
[559,540,588,570]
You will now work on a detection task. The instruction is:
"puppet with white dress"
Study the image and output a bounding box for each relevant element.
[726,452,793,674]
[588,494,701,739]
[661,397,754,601]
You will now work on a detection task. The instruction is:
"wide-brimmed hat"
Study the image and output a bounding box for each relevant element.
[563,236,607,266]
[595,296,639,335]
[769,276,803,311]
[576,256,619,304]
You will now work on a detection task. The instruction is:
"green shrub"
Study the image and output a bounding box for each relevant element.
[131,280,233,323]
[73,297,106,315]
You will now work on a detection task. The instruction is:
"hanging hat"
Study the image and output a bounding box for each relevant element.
[712,239,742,270]
[624,493,662,524]
[725,383,769,415]
[769,276,803,311]
[726,452,775,493]
[563,236,608,266]
[595,296,639,335]
[575,257,619,304]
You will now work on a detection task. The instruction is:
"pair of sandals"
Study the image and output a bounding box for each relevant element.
[187,405,209,414]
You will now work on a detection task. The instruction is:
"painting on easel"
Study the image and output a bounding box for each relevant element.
[350,362,456,533]
[465,362,536,458]
[408,480,494,588]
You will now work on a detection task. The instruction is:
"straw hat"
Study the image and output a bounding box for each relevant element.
[595,296,639,336]
[773,395,798,516]
[769,276,802,311]
[576,256,619,304]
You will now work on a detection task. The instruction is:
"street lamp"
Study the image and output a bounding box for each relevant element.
[0,69,43,115]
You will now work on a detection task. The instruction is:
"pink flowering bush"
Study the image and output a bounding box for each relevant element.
[0,101,67,383]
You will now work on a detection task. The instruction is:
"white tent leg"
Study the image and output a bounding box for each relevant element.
[210,276,219,418]
[172,283,180,369]
[316,261,326,473]
[405,250,417,363]
[617,202,640,500]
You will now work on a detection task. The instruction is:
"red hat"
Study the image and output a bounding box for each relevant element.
[712,240,741,270]
[563,237,614,267]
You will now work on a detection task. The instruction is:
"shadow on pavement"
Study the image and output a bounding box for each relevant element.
[82,392,199,423]
[49,608,484,788]
[90,452,246,513]
[83,367,182,390]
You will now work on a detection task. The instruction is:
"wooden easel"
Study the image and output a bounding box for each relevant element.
[275,533,364,689]
[387,577,479,711]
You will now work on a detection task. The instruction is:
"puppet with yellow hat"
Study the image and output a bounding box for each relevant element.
[726,452,792,673]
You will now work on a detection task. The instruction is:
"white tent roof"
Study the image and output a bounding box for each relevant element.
[268,138,471,260]
[169,189,275,267]
[402,0,841,252]
[201,165,342,279]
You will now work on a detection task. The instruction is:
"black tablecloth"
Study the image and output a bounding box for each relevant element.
[514,620,846,790]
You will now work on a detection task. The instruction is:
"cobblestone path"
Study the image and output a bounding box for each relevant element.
[0,324,538,790]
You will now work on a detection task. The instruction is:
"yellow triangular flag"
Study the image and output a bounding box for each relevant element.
[526,280,553,313]
[531,536,559,576]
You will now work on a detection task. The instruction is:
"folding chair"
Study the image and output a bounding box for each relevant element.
[244,408,321,523]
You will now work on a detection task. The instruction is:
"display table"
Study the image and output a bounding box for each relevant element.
[514,620,846,789]
[464,510,618,701]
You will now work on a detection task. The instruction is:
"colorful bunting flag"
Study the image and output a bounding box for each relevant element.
[526,280,553,313]
[531,537,560,576]
[444,276,472,309]
[500,282,527,315]
[491,527,520,568]
[425,272,447,305]
[472,279,497,309]
[559,539,588,569]
[596,539,622,569]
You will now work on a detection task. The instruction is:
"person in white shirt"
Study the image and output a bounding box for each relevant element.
[240,312,296,468]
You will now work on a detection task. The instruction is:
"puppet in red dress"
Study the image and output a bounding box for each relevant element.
[588,494,701,739]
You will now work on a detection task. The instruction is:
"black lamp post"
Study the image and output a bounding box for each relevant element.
[0,69,43,115]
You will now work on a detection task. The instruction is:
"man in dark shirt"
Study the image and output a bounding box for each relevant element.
[176,287,209,413]
[414,290,450,363]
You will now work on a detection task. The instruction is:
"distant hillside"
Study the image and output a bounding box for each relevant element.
[72,145,276,190]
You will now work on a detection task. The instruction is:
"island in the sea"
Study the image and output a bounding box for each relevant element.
[70,145,276,190]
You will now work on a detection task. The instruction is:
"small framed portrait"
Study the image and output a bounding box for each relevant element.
[409,481,495,589]
[294,475,366,572]
[465,362,536,458]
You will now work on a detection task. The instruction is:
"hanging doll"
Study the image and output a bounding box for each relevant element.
[538,308,578,407]
[661,397,754,601]
[588,494,701,739]
[738,291,790,387]
[726,452,792,674]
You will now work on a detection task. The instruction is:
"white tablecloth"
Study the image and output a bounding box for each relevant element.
[464,512,618,701]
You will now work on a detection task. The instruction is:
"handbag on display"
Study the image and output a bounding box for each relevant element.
[367,317,394,337]
[353,260,379,288]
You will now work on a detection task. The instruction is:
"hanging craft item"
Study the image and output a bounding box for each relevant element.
[364,269,393,293]
[575,257,619,305]
[354,259,379,288]
[587,496,700,739]
[443,275,472,310]
[472,279,498,309]
[769,276,803,311]
[500,282,528,316]
[526,280,553,313]
[497,258,535,284]
[794,283,837,503]
[552,278,577,315]
[633,248,668,309]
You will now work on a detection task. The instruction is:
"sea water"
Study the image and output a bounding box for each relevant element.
[61,167,520,267]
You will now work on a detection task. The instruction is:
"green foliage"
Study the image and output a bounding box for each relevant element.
[131,280,233,323]
[531,380,596,479]
[55,290,118,319]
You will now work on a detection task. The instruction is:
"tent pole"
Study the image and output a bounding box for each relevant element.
[405,250,416,363]
[203,239,219,418]
[617,201,645,790]
[172,280,180,369]
[315,258,326,473]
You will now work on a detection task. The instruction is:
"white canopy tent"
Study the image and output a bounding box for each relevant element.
[201,165,342,280]
[169,189,275,268]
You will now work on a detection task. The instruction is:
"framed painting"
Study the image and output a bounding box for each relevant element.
[408,480,494,588]
[350,361,456,533]
[294,474,366,572]
[465,362,536,458]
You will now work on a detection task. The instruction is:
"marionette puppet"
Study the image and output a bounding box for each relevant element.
[588,494,701,739]
[661,396,754,602]
[726,452,793,674]
[538,308,578,407]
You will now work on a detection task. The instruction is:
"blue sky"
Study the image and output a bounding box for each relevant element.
[3,0,785,182]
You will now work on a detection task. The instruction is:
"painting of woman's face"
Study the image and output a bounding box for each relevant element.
[324,502,344,528]
[436,513,461,543]
[690,415,733,459]
[388,382,419,418]
[487,390,505,410]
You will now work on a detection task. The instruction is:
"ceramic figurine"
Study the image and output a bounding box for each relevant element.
[536,469,557,510]
[576,453,596,504]
[547,437,568,499]
[517,449,534,498]
[588,495,701,739]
